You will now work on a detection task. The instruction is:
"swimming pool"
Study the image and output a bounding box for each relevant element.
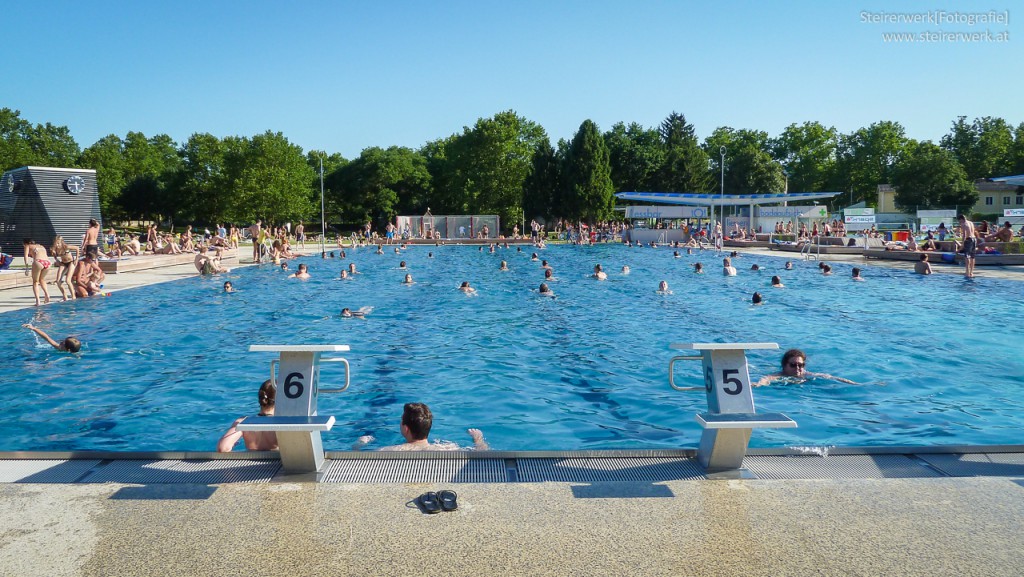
[3,244,1023,452]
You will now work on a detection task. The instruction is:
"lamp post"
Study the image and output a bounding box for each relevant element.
[318,152,326,254]
[719,146,726,238]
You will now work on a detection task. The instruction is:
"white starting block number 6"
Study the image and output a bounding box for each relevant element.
[283,372,306,400]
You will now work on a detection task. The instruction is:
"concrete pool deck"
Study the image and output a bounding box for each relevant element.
[1,452,1023,576]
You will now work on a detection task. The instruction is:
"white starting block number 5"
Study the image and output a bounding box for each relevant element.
[703,349,756,414]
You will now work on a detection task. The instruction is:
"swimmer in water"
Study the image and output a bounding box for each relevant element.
[755,348,858,386]
[403,273,414,284]
[351,402,489,451]
[539,282,554,296]
[694,262,704,273]
[752,292,763,305]
[499,260,509,271]
[852,267,865,281]
[399,261,407,269]
[621,265,630,274]
[785,261,793,270]
[459,281,477,294]
[771,275,784,288]
[288,263,310,279]
[722,257,737,276]
[217,379,278,452]
[223,281,234,292]
[593,264,607,280]
[23,323,81,352]
[657,280,671,294]
[341,307,373,318]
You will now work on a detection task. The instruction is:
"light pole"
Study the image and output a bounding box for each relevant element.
[719,146,726,235]
[318,152,326,254]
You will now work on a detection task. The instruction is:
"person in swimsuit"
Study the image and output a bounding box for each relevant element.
[81,219,100,258]
[756,349,857,386]
[217,380,278,452]
[23,323,81,352]
[22,238,51,305]
[72,253,103,297]
[352,402,488,451]
[958,215,977,279]
[50,235,78,301]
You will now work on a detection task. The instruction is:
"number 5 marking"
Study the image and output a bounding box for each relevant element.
[284,372,305,399]
[722,369,743,395]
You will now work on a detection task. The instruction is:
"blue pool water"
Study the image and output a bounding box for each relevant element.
[2,244,1023,452]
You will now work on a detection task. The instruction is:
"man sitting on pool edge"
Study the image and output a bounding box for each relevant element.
[351,402,489,451]
[755,348,857,386]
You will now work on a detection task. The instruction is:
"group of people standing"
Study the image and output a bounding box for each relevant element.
[21,219,106,305]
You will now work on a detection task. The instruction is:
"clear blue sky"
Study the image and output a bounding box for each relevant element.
[1,0,1018,159]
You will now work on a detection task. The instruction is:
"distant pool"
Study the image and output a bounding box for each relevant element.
[2,244,1023,452]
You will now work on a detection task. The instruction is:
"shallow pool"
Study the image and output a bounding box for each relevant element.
[3,244,1023,452]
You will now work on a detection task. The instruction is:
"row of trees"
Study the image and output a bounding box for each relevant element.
[3,107,1024,232]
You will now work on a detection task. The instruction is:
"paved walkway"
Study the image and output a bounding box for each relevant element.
[1,475,1021,576]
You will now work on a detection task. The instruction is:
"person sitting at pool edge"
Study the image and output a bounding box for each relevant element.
[352,402,489,451]
[217,379,278,452]
[756,349,857,386]
[23,323,81,352]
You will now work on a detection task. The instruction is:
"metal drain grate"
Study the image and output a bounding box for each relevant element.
[517,457,706,483]
[80,460,280,484]
[743,454,941,479]
[0,459,102,483]
[916,453,1024,477]
[321,458,507,483]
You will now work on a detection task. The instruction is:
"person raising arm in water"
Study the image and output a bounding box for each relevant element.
[217,380,278,452]
[755,348,857,386]
[352,402,489,451]
[23,324,81,352]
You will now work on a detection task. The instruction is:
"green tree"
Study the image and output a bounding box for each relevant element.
[940,116,1014,180]
[118,132,181,221]
[604,121,664,192]
[228,131,315,225]
[79,135,127,217]
[328,146,431,227]
[0,108,33,171]
[1012,122,1024,175]
[175,133,226,223]
[892,140,976,211]
[835,121,909,206]
[704,127,785,195]
[433,110,547,229]
[656,112,713,193]
[562,119,614,223]
[307,150,348,231]
[522,138,559,222]
[0,109,79,171]
[770,121,838,193]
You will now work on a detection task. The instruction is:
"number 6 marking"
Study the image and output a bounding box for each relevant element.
[722,369,743,395]
[284,372,305,399]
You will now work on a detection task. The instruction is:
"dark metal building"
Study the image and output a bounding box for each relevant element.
[0,166,101,257]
